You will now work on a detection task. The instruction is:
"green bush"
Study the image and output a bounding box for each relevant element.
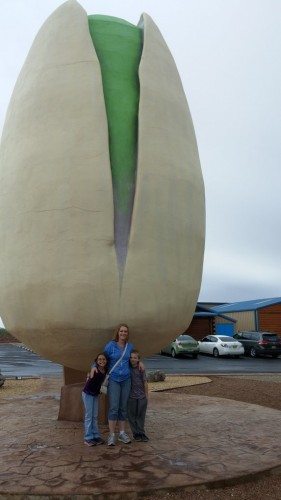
[0,328,9,337]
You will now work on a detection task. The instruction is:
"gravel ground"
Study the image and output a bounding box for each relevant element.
[0,375,211,397]
[141,374,281,500]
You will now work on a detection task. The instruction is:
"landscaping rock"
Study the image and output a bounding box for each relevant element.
[0,371,5,387]
[147,370,166,382]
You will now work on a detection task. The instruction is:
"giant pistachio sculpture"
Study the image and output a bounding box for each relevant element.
[0,0,205,371]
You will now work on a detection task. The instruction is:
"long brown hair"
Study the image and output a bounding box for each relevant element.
[112,323,130,342]
[95,352,109,373]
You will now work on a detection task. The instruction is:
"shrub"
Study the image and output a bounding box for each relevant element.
[147,370,166,382]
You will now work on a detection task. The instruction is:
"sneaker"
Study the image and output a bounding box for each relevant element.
[93,437,105,445]
[141,434,149,442]
[84,440,96,447]
[107,433,116,446]
[133,434,142,441]
[118,432,131,444]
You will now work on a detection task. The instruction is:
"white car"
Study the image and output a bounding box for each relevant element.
[198,335,244,358]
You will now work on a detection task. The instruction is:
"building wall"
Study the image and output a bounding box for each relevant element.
[258,304,281,336]
[192,301,281,338]
[186,317,211,340]
[215,312,255,332]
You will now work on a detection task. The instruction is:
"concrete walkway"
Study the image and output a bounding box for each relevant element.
[1,379,281,498]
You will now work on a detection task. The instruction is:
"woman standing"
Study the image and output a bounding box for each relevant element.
[103,324,133,446]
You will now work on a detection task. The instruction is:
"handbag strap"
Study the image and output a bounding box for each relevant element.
[109,343,128,375]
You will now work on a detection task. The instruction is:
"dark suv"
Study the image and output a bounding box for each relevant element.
[234,331,281,358]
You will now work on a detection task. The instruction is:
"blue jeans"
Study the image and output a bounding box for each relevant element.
[108,378,131,421]
[82,392,100,441]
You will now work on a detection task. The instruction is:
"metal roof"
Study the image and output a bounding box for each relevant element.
[194,311,217,317]
[209,297,281,313]
[195,306,236,322]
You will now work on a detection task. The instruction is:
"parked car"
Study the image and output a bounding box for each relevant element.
[233,331,281,358]
[160,334,199,358]
[198,335,244,358]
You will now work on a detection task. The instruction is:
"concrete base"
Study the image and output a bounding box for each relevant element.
[58,382,109,424]
[2,387,281,498]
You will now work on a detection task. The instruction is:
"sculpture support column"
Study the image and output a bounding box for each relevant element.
[63,366,87,385]
[58,371,109,425]
[59,367,87,422]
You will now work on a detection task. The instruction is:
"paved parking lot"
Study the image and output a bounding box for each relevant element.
[0,343,62,377]
[1,342,281,378]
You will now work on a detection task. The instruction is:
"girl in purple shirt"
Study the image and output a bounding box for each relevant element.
[82,352,108,446]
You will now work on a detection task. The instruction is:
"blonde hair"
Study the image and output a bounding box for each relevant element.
[112,323,130,342]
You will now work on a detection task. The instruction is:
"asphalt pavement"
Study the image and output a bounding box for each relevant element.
[145,351,281,373]
[1,342,281,378]
[0,343,62,377]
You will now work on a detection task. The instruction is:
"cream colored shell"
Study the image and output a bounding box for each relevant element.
[121,13,205,354]
[0,1,205,370]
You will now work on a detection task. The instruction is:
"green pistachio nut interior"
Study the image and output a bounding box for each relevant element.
[88,15,142,275]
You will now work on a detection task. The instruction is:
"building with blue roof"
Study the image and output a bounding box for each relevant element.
[209,298,281,336]
[183,304,236,340]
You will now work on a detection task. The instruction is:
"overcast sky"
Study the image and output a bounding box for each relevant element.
[0,0,281,314]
